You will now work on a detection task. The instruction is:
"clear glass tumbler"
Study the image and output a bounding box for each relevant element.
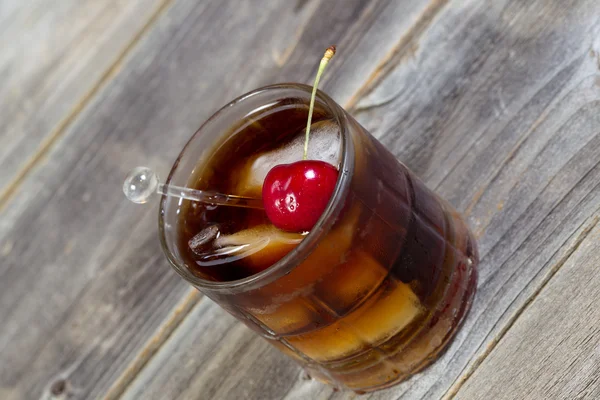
[159,84,478,393]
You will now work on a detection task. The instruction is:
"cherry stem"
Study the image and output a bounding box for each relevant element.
[303,46,336,160]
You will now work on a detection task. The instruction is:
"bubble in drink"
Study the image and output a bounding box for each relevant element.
[123,166,159,203]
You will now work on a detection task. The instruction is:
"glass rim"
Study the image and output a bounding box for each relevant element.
[159,83,354,294]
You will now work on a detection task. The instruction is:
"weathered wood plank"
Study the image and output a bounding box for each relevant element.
[4,0,600,399]
[454,218,600,400]
[0,0,350,398]
[0,0,168,198]
[116,0,600,399]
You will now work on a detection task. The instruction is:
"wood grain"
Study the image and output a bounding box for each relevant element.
[455,219,600,400]
[3,0,600,399]
[121,298,304,400]
[120,0,600,399]
[0,0,168,200]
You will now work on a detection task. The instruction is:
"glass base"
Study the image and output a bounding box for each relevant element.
[354,247,477,394]
[304,230,478,394]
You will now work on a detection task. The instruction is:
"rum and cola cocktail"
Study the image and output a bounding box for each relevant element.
[158,81,477,392]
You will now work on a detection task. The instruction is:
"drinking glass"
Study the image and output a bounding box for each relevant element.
[159,83,478,393]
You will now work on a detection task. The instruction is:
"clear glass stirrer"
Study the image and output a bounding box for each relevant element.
[123,166,263,209]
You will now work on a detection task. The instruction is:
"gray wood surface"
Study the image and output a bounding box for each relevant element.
[1,0,600,399]
[0,0,166,200]
[455,220,600,400]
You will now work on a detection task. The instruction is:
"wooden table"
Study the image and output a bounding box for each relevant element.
[2,0,599,399]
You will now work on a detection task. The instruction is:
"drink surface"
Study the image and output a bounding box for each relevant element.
[176,99,477,392]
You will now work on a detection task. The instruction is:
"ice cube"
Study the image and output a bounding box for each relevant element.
[214,224,304,273]
[269,201,362,296]
[233,120,341,196]
[286,280,424,362]
[349,279,424,345]
[315,251,388,315]
[251,297,324,335]
[285,319,366,362]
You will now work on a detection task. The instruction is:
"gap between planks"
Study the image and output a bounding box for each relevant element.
[345,0,450,112]
[0,0,177,213]
[272,0,322,67]
[442,214,600,400]
[103,289,203,400]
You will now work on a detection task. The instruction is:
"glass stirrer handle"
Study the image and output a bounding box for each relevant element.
[123,166,263,209]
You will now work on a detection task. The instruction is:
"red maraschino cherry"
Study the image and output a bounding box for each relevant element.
[263,160,337,232]
[262,46,338,232]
